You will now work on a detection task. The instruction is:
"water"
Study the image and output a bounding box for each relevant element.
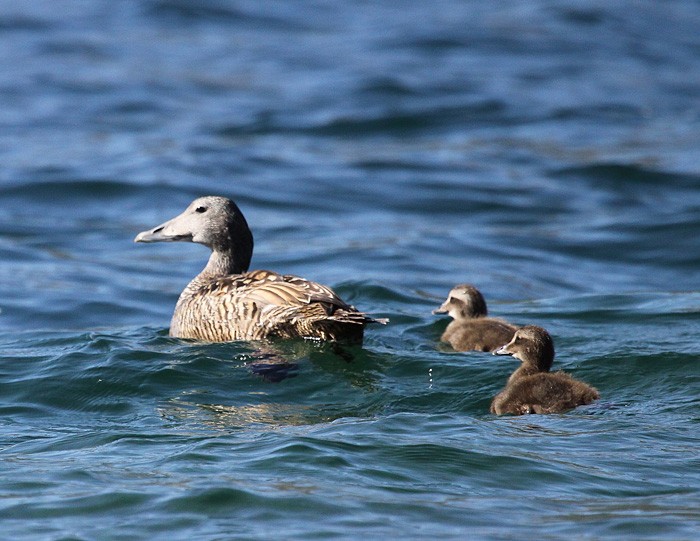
[1,1,699,539]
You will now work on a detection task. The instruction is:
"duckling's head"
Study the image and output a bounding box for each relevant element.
[494,325,554,372]
[433,284,488,319]
[135,196,254,272]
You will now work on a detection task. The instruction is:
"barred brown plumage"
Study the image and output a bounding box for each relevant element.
[135,196,386,343]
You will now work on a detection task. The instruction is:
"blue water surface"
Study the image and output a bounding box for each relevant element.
[1,1,699,539]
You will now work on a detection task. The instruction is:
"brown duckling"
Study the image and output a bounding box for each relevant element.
[490,325,599,415]
[135,196,386,343]
[433,284,517,352]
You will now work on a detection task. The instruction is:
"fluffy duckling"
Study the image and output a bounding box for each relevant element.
[433,284,517,352]
[135,196,385,343]
[490,325,599,415]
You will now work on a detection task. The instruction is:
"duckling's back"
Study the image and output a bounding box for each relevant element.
[442,318,517,352]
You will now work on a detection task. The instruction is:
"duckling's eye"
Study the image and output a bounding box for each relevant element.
[195,206,207,213]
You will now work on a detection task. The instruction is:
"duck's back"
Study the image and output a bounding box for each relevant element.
[442,318,517,352]
[170,269,369,342]
[490,371,599,415]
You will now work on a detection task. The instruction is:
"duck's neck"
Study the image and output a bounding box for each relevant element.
[179,250,244,304]
[198,249,247,281]
[507,361,544,384]
[182,222,253,296]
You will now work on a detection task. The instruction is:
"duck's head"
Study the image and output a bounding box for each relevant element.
[433,284,488,319]
[494,325,554,371]
[135,196,254,272]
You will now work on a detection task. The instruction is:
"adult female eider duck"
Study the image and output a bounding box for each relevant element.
[433,284,517,352]
[134,196,385,343]
[490,325,599,415]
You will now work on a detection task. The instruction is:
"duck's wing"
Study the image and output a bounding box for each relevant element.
[202,270,384,339]
[219,270,353,313]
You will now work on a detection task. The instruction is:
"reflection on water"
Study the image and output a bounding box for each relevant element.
[154,338,388,429]
[158,399,327,429]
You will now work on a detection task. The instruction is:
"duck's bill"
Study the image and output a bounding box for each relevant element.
[134,218,192,243]
[432,303,448,315]
[493,345,511,356]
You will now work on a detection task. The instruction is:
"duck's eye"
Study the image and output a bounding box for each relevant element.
[195,206,207,213]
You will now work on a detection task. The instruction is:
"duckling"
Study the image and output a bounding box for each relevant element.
[490,325,599,415]
[135,196,385,343]
[433,284,517,352]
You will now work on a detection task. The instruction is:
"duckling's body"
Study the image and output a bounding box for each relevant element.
[434,285,517,352]
[135,196,384,343]
[440,318,517,354]
[490,325,598,415]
